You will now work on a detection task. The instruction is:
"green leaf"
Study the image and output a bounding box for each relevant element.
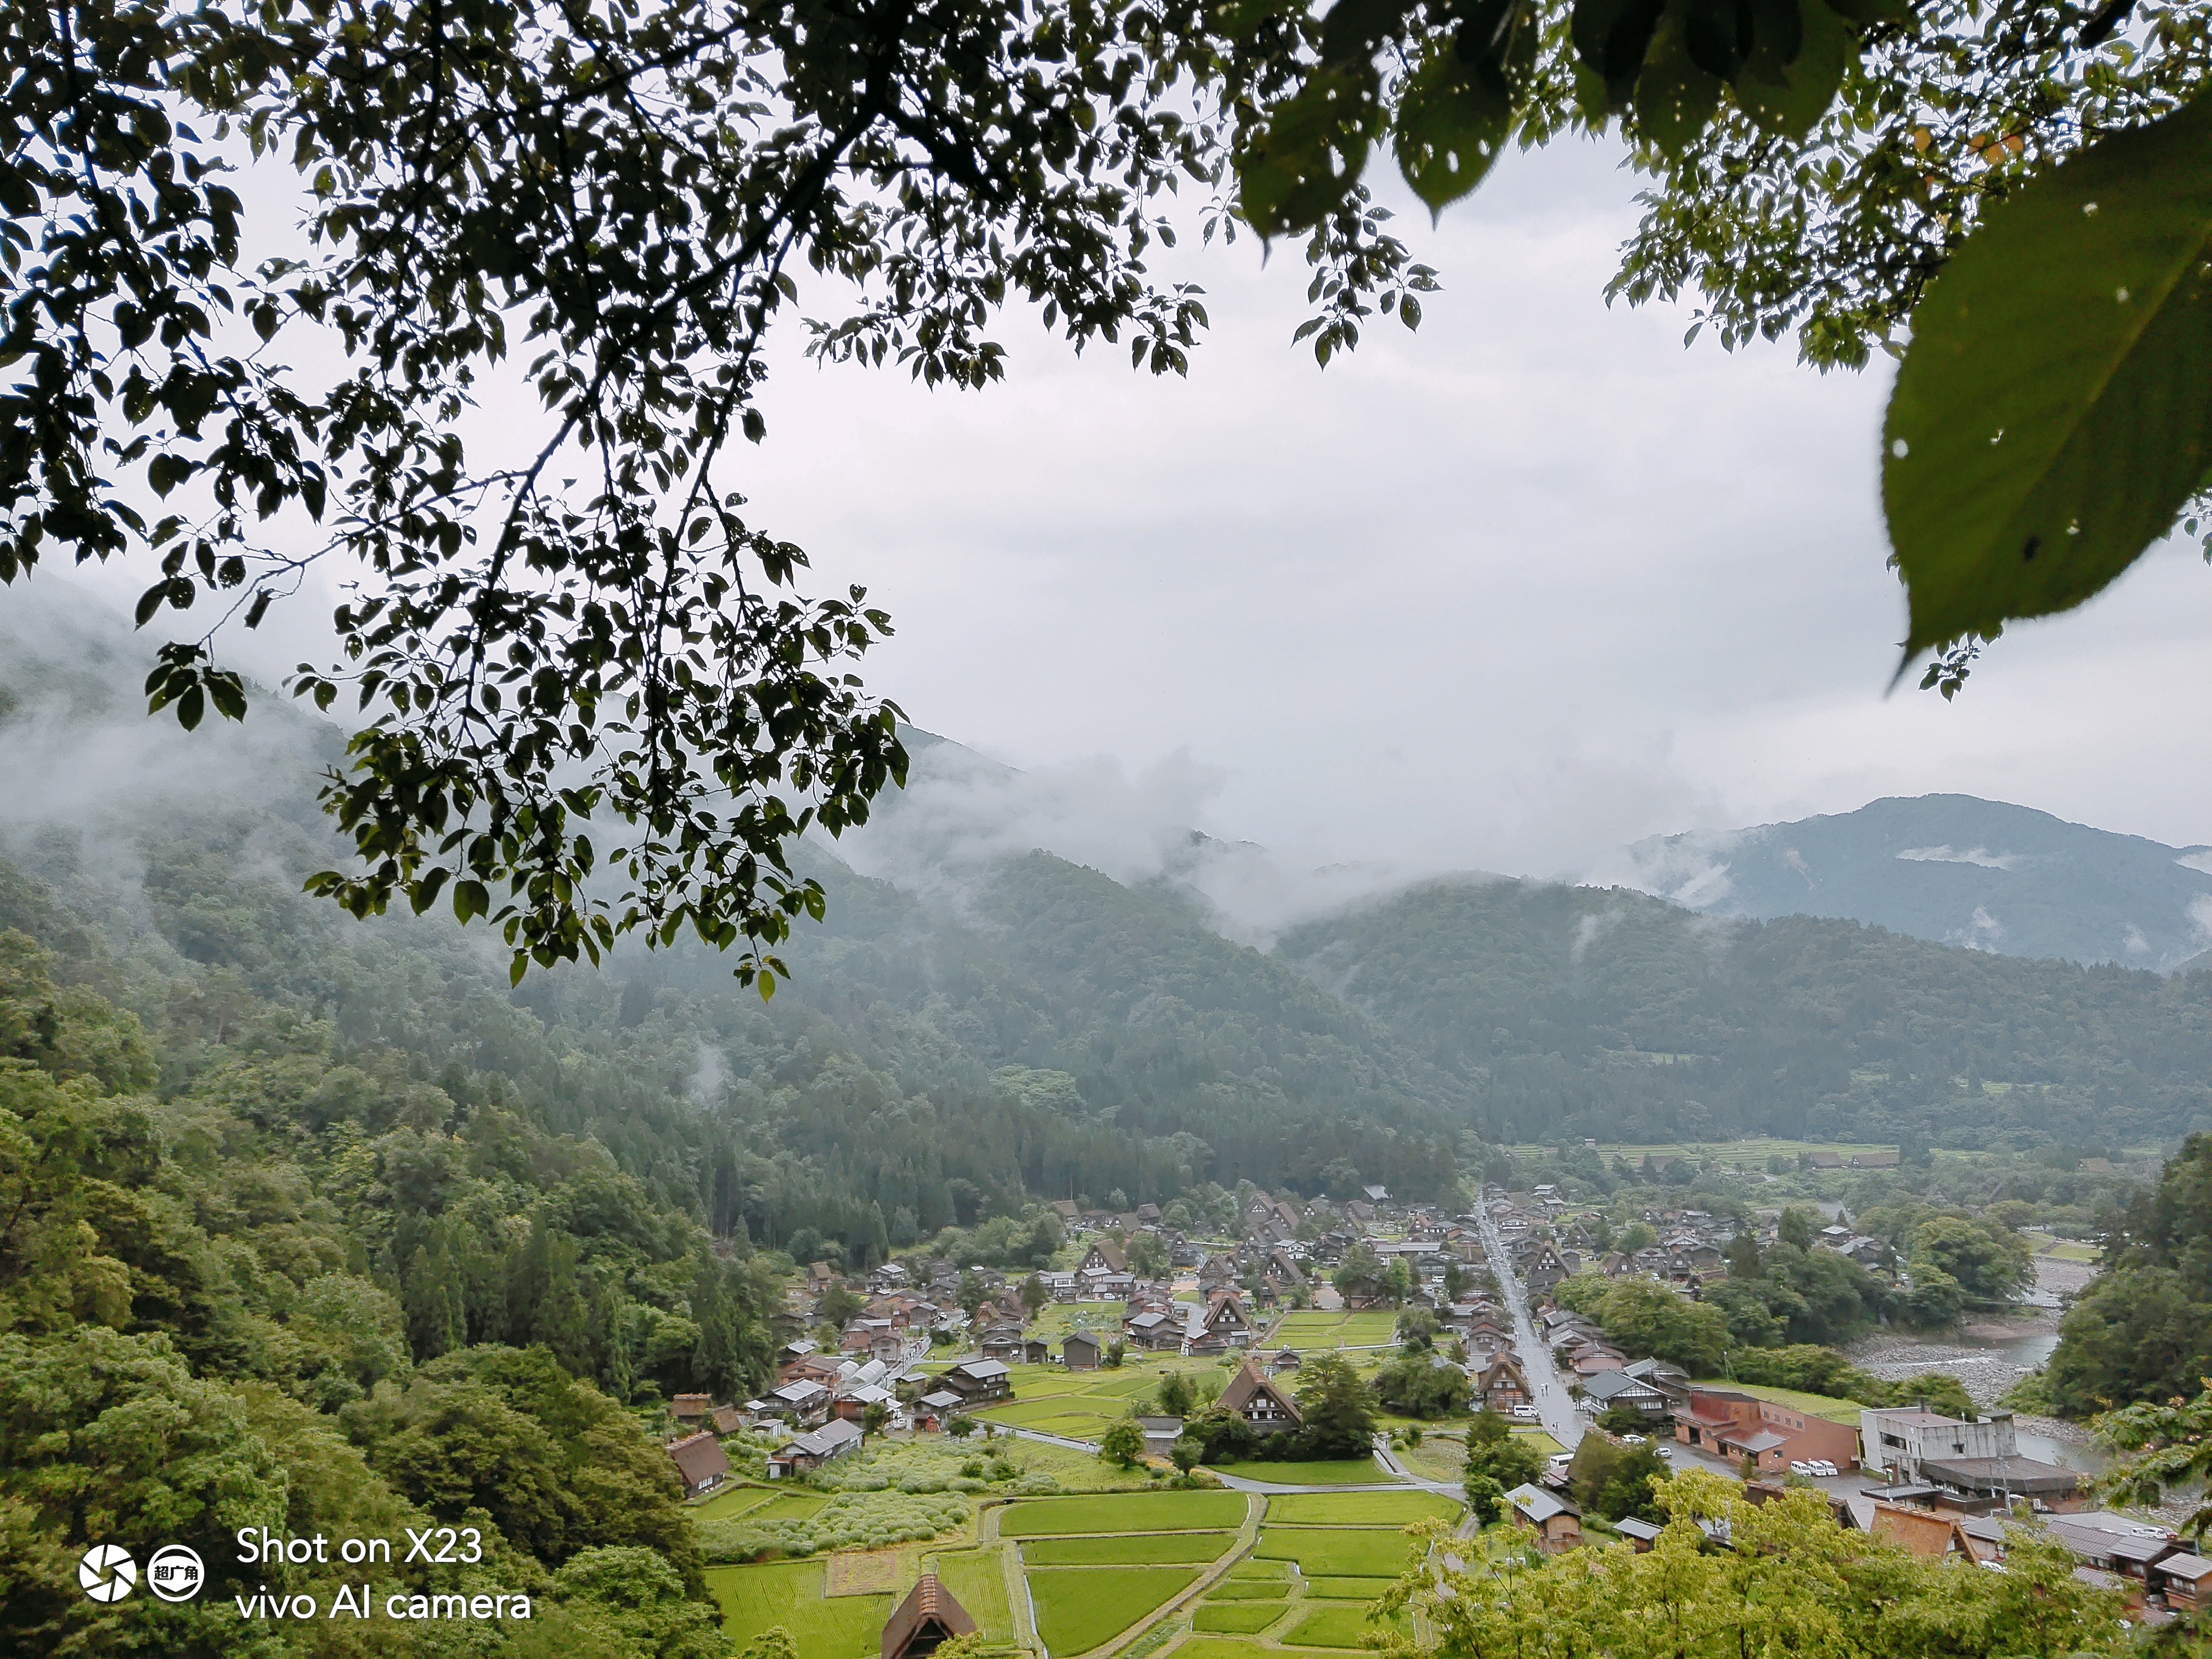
[1885,92,2212,656]
[454,879,490,923]
[1239,66,1383,236]
[1736,0,1848,140]
[1634,7,1722,155]
[1391,47,1516,215]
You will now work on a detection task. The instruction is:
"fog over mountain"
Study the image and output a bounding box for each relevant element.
[1594,795,2212,973]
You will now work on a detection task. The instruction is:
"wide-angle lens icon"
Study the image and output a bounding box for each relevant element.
[146,1544,205,1602]
[78,1544,136,1602]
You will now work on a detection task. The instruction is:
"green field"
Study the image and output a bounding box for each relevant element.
[925,1549,1016,1641]
[1206,1579,1291,1600]
[1211,1458,1400,1486]
[1687,1380,1866,1425]
[705,1560,891,1658]
[1265,1312,1401,1347]
[1023,1531,1237,1565]
[1026,1566,1199,1654]
[1288,1604,1413,1647]
[1264,1491,1460,1526]
[692,1484,775,1522]
[1304,1576,1401,1600]
[1194,1602,1291,1634]
[1255,1528,1419,1576]
[1230,1558,1292,1580]
[749,1491,834,1521]
[1173,1641,1342,1659]
[1001,1490,1248,1536]
[964,1359,1232,1443]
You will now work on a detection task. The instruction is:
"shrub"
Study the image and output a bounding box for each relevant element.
[697,1491,970,1562]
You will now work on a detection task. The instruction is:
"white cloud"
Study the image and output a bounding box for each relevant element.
[2177,851,2212,876]
[2190,894,2212,939]
[1945,907,2006,951]
[1895,846,2027,871]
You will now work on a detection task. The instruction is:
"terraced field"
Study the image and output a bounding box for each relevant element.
[705,1559,892,1658]
[1263,1311,1401,1348]
[958,1359,1232,1442]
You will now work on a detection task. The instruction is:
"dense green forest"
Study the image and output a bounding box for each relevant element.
[1281,878,2212,1150]
[2039,1132,2212,1415]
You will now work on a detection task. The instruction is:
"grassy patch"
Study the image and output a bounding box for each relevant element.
[1265,1312,1401,1348]
[704,1560,891,1658]
[751,1491,832,1521]
[692,1484,775,1522]
[1212,1459,1400,1486]
[1026,1566,1199,1655]
[1001,1491,1246,1536]
[1024,1532,1235,1566]
[1229,1558,1292,1580]
[1265,1492,1459,1527]
[1205,1580,1291,1600]
[924,1548,1015,1641]
[1255,1528,1418,1576]
[1304,1576,1400,1600]
[1194,1602,1289,1634]
[1287,1604,1414,1648]
[1173,1641,1342,1659]
[1685,1381,1866,1425]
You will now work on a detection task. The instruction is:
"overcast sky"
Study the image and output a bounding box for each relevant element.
[45,133,2212,885]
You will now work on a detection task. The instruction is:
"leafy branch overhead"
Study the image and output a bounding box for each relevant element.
[3,0,2209,986]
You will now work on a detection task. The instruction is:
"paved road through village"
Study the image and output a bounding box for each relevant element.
[1476,1210,1583,1452]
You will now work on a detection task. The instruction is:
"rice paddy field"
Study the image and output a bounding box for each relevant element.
[1262,1311,1401,1348]
[1255,1526,1423,1577]
[962,1359,1233,1442]
[921,1547,1017,1642]
[1000,1489,1246,1536]
[1207,1457,1402,1486]
[1024,1532,1238,1565]
[1028,1566,1203,1653]
[1263,1491,1459,1525]
[704,1559,893,1658]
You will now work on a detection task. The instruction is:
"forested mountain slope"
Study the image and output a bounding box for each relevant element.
[1607,794,2212,971]
[1280,878,2212,1150]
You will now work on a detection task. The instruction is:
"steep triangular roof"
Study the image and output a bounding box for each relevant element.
[881,1572,977,1659]
[1217,1360,1302,1424]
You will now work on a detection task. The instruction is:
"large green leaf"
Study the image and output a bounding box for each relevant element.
[1736,0,1849,142]
[1393,49,1516,213]
[1634,6,1722,155]
[1886,93,2212,654]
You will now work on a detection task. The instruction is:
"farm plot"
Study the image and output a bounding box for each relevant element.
[923,1548,1016,1641]
[1194,1602,1290,1634]
[692,1484,774,1522]
[705,1560,891,1658]
[1303,1576,1401,1600]
[1000,1490,1246,1536]
[1265,1312,1400,1348]
[1024,1532,1236,1565]
[1264,1492,1459,1526]
[1204,1578,1290,1600]
[1210,1458,1401,1486]
[1287,1603,1415,1648]
[1173,1641,1343,1659]
[1026,1566,1200,1655]
[970,1359,1231,1443]
[1255,1527,1420,1577]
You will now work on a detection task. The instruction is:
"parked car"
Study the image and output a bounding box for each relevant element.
[1810,1460,1839,1477]
[1656,1446,1674,1459]
[1622,1435,1646,1446]
[1790,1461,1812,1476]
[1512,1404,1539,1420]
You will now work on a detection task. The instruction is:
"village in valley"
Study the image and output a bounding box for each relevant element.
[657,1145,2209,1659]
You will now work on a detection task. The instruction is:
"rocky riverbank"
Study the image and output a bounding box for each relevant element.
[1844,1328,2047,1411]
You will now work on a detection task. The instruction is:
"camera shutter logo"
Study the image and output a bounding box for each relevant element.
[78,1544,136,1603]
[147,1544,206,1602]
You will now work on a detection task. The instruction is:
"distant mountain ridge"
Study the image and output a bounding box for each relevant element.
[1601,795,2212,972]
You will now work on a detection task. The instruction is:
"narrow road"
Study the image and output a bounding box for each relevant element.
[1475,1211,1582,1451]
